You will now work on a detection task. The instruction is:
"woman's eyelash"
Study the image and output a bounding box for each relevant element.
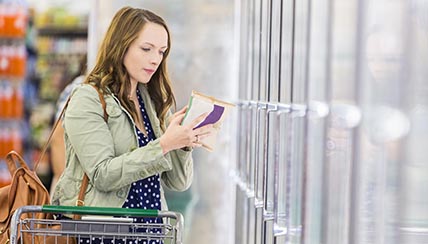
[141,47,166,55]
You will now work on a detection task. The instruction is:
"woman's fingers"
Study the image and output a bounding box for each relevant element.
[188,112,209,129]
[194,124,214,137]
[176,106,188,115]
[164,110,217,150]
[169,106,188,123]
[191,141,203,148]
[170,113,186,125]
[190,124,216,147]
[197,130,215,140]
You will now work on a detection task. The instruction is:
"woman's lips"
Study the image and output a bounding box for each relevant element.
[144,68,155,75]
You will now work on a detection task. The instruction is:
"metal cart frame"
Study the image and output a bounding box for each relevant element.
[10,205,183,244]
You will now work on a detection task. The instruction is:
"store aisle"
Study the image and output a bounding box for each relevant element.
[3,1,237,243]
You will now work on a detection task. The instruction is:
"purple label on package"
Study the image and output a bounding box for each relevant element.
[194,105,224,129]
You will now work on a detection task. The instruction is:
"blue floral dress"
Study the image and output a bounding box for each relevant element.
[80,88,163,244]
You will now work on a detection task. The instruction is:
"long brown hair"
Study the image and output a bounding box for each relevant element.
[86,6,175,131]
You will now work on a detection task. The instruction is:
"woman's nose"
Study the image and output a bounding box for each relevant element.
[150,52,163,65]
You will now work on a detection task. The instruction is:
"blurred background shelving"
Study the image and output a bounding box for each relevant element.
[0,2,88,190]
[0,1,28,188]
[29,6,88,189]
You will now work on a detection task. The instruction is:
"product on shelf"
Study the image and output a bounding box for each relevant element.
[0,3,27,38]
[0,81,24,119]
[0,2,28,187]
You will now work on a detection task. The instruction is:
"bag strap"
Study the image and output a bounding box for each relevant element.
[5,151,29,175]
[33,97,70,172]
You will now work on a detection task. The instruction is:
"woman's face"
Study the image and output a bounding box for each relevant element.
[124,22,168,85]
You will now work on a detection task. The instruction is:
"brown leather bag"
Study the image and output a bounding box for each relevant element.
[0,151,50,243]
[0,99,79,243]
[0,151,76,244]
[0,84,106,243]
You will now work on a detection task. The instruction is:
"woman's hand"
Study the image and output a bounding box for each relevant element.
[168,106,187,124]
[159,107,215,154]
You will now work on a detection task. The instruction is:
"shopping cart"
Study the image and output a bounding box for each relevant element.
[9,205,183,244]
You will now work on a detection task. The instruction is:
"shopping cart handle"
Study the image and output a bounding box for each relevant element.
[42,205,159,217]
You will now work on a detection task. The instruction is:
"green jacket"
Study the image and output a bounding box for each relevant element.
[51,83,193,210]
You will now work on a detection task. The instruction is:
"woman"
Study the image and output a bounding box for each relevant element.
[51,6,213,244]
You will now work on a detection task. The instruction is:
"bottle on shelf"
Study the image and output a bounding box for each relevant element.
[0,1,28,187]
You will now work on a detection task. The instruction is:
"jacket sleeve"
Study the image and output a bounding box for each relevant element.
[64,85,173,192]
[161,149,194,191]
[160,110,194,191]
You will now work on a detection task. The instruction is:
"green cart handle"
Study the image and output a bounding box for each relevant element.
[42,205,159,217]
